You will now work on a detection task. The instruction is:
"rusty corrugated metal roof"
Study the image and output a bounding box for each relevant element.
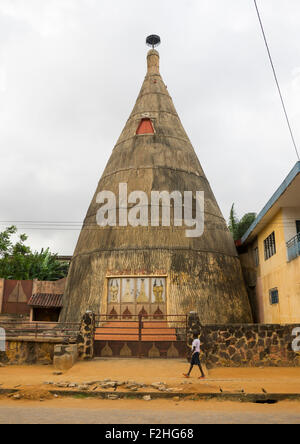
[28,293,64,308]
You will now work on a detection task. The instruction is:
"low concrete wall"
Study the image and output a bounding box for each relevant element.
[200,324,300,368]
[53,344,78,370]
[0,316,81,366]
[0,338,78,367]
[0,338,57,365]
[2,316,300,368]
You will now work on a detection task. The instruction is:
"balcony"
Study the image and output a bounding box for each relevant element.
[287,233,300,262]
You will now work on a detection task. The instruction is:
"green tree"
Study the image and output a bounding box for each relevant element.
[228,204,257,241]
[0,226,69,280]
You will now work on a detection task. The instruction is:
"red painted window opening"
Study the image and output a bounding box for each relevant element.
[136,118,154,135]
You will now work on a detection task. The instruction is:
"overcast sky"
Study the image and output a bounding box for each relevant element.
[0,0,299,255]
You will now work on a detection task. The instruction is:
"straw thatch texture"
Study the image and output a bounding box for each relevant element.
[60,50,252,323]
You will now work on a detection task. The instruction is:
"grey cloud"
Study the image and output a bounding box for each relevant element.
[0,0,299,254]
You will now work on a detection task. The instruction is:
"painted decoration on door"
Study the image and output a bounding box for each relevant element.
[138,306,148,318]
[7,283,28,303]
[108,279,120,303]
[107,277,166,319]
[152,278,166,303]
[153,306,164,319]
[122,307,133,319]
[109,307,118,319]
[136,278,149,303]
[2,280,32,315]
[121,278,135,303]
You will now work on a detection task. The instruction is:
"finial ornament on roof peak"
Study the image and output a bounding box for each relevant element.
[146,35,161,49]
[146,35,160,74]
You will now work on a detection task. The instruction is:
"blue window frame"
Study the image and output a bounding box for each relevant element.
[264,232,276,260]
[269,288,279,305]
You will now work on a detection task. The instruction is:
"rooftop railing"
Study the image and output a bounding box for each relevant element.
[287,232,300,262]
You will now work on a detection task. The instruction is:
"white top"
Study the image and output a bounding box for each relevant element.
[192,338,200,353]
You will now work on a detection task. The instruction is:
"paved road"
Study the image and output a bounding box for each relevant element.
[1,405,300,424]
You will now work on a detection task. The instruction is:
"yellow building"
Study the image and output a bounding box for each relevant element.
[241,162,300,324]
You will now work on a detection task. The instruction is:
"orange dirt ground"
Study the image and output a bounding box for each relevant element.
[1,359,300,395]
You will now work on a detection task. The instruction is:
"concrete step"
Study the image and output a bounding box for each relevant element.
[98,322,139,328]
[94,334,140,341]
[95,328,139,335]
[94,334,177,342]
[97,321,173,328]
[142,328,176,335]
[94,320,177,341]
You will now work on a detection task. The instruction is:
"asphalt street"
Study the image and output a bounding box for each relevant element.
[1,405,300,424]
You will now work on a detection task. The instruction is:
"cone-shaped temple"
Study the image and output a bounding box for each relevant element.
[60,48,252,323]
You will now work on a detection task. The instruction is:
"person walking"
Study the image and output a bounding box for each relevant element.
[183,333,205,379]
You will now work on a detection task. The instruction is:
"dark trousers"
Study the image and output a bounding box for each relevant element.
[188,352,205,377]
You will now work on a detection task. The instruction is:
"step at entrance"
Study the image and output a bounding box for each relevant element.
[95,321,177,341]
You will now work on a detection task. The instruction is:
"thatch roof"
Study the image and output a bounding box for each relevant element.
[60,48,252,324]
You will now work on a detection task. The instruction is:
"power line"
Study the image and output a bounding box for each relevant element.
[253,0,300,162]
[0,221,83,224]
[0,219,299,233]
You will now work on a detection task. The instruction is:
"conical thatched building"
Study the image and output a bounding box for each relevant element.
[60,43,252,324]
